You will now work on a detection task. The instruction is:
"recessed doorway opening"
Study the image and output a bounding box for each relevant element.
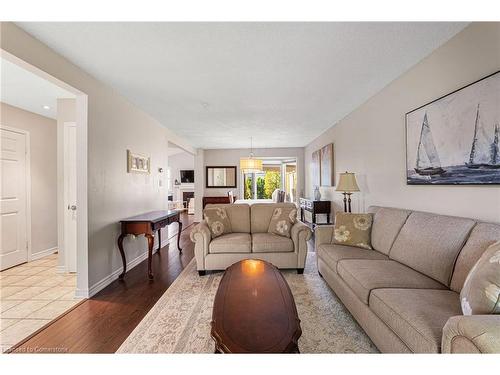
[0,50,88,352]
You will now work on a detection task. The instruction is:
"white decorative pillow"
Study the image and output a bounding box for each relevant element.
[204,207,232,238]
[460,240,500,315]
[268,207,297,238]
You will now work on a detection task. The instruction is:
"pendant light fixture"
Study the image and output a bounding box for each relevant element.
[240,137,263,173]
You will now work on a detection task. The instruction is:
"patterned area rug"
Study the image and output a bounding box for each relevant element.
[117,252,378,353]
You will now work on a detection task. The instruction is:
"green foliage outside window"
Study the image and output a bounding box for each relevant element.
[244,176,253,199]
[256,177,265,198]
[264,171,281,198]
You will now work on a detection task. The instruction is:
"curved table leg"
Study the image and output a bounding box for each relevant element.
[118,234,127,279]
[145,233,155,279]
[157,229,162,253]
[177,220,183,252]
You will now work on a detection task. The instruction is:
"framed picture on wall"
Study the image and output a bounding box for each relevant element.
[320,143,334,186]
[406,70,500,185]
[127,150,151,174]
[311,149,321,187]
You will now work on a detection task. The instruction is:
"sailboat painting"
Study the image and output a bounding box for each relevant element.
[406,71,500,185]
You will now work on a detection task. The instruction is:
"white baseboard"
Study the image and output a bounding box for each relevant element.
[30,246,58,261]
[87,249,157,298]
[85,231,182,298]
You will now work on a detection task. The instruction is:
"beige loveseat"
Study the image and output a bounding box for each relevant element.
[316,206,500,353]
[190,203,312,275]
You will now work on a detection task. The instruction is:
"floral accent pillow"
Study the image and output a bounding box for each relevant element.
[268,207,297,238]
[204,207,232,238]
[333,213,373,249]
[460,240,500,315]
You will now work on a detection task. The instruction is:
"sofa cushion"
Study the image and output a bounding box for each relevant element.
[204,207,232,238]
[333,213,373,249]
[209,233,251,254]
[205,203,251,233]
[460,241,500,315]
[337,259,446,304]
[389,212,475,285]
[250,203,297,233]
[268,206,297,238]
[370,289,462,353]
[317,243,388,273]
[368,206,411,255]
[450,222,500,293]
[252,233,294,253]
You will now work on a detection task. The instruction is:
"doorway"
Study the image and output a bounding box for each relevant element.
[0,50,88,351]
[242,158,297,202]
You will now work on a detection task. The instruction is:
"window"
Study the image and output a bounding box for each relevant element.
[242,159,296,200]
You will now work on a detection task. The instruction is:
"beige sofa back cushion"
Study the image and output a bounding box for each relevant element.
[450,222,500,293]
[250,203,297,233]
[389,211,475,286]
[368,206,411,255]
[204,203,251,233]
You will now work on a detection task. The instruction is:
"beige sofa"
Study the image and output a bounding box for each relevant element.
[190,203,312,275]
[316,206,500,353]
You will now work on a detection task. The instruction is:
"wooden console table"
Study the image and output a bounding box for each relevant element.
[299,198,331,225]
[117,210,182,280]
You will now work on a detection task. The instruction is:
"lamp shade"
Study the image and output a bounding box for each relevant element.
[336,172,360,192]
[240,157,263,173]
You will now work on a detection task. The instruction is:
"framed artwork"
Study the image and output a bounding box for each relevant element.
[320,143,334,186]
[311,150,321,187]
[406,71,500,185]
[127,150,151,174]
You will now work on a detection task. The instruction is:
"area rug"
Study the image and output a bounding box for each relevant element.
[117,252,378,353]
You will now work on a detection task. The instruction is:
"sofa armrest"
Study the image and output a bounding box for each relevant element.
[314,225,335,249]
[291,221,312,269]
[442,315,500,353]
[189,222,211,270]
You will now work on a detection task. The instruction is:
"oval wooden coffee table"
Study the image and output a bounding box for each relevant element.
[211,259,302,353]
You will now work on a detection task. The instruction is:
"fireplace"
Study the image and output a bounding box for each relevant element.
[183,191,194,202]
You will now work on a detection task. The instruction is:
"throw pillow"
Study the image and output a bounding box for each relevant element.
[268,206,297,238]
[204,207,232,238]
[333,212,373,249]
[460,240,500,315]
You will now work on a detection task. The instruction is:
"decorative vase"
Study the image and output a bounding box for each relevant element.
[314,186,321,201]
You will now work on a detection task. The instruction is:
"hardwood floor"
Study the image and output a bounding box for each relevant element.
[10,213,197,354]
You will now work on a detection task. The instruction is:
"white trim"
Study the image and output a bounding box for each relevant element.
[0,125,32,265]
[1,49,90,298]
[84,249,158,298]
[56,265,66,274]
[30,246,58,261]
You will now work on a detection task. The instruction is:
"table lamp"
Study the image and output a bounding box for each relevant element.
[336,171,360,213]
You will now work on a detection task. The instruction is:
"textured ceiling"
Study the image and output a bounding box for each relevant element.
[18,22,467,148]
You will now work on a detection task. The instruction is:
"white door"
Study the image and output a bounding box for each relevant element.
[1,127,29,270]
[64,122,77,273]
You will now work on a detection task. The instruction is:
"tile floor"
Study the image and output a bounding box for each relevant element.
[0,253,83,352]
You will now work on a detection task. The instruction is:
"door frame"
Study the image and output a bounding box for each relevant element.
[0,125,32,264]
[1,49,90,297]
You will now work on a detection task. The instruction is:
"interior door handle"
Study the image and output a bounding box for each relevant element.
[68,205,77,211]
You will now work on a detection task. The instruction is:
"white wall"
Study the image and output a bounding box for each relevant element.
[168,151,195,192]
[0,102,58,258]
[1,22,196,295]
[202,147,305,200]
[305,23,500,223]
